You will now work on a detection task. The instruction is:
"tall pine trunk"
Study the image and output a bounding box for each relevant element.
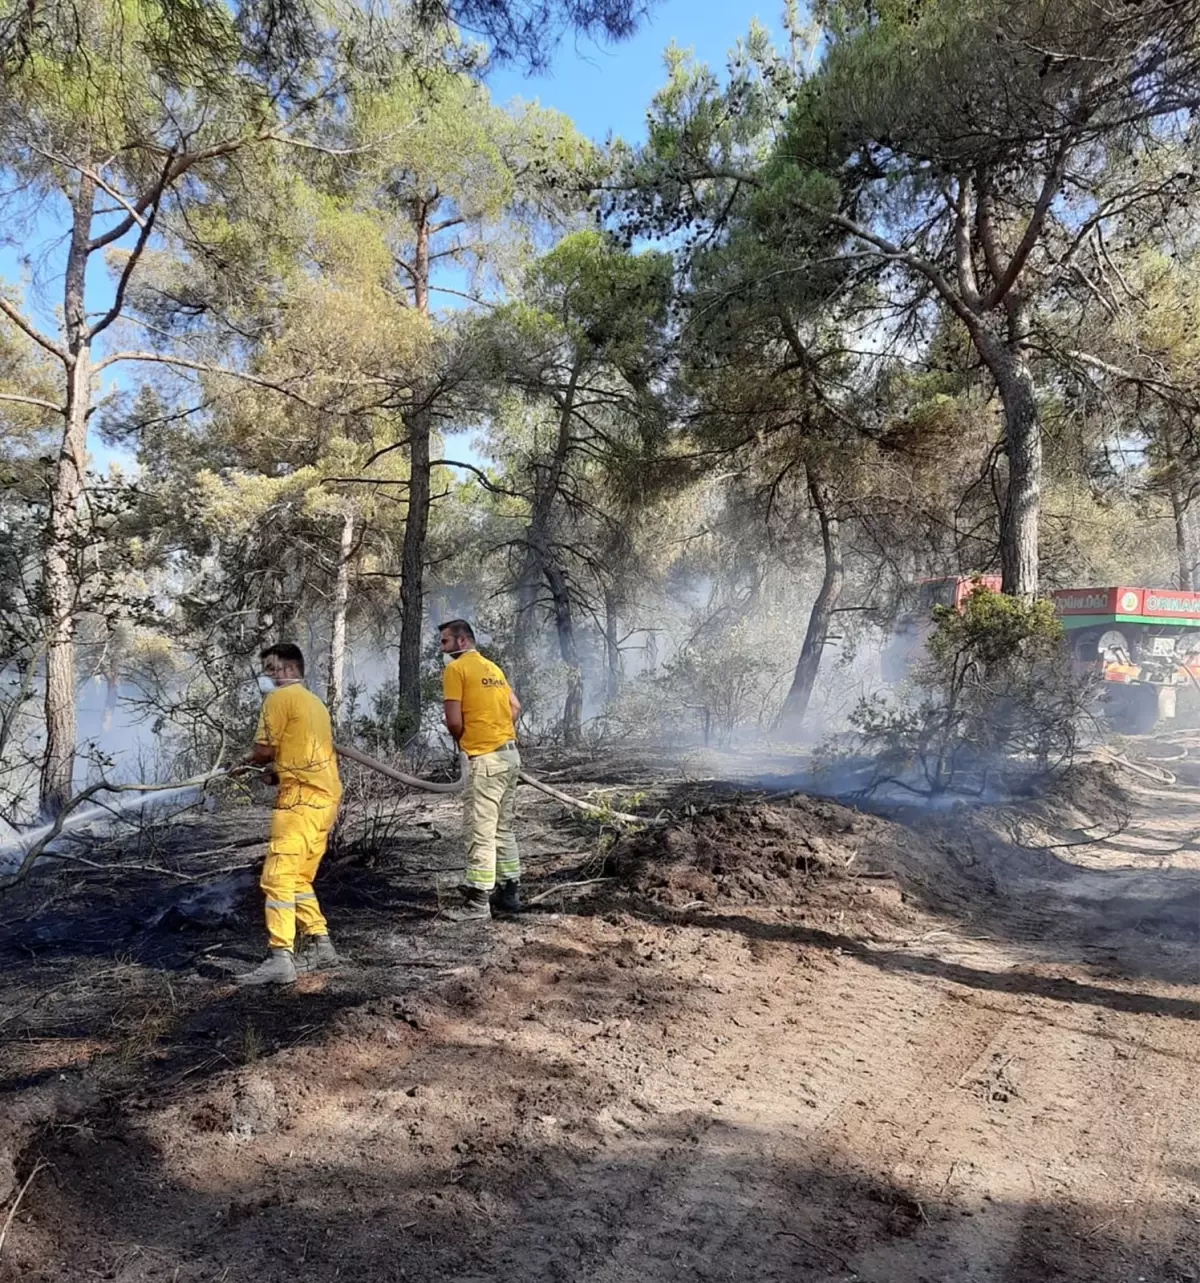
[603,589,620,704]
[40,174,96,815]
[995,360,1041,598]
[779,472,842,736]
[512,550,542,687]
[397,401,431,738]
[397,205,432,736]
[1168,462,1198,591]
[547,563,583,745]
[327,511,354,722]
[971,302,1041,598]
[516,358,583,734]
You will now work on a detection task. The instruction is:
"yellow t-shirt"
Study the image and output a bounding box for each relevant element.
[254,683,342,802]
[443,650,516,757]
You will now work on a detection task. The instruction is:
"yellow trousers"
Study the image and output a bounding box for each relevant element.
[260,789,339,951]
[463,747,521,891]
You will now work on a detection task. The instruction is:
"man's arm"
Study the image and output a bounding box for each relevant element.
[509,689,521,721]
[443,699,465,742]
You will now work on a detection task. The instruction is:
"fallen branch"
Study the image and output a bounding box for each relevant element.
[0,754,247,892]
[525,877,615,905]
[0,1159,47,1257]
[518,773,668,826]
[33,851,259,883]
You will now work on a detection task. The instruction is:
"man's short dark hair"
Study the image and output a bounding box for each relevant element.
[437,619,475,642]
[260,643,305,675]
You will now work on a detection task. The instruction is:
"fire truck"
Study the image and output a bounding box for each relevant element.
[1051,586,1200,733]
[882,578,1200,734]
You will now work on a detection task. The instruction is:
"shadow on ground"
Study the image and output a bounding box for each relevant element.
[634,769,1200,990]
[3,1044,1194,1283]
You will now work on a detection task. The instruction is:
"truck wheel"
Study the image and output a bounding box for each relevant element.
[1104,684,1160,735]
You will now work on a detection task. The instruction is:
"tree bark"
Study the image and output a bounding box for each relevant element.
[512,549,542,685]
[994,355,1042,599]
[1187,506,1200,592]
[397,401,431,737]
[40,173,96,816]
[396,202,433,736]
[515,357,583,716]
[547,562,583,745]
[603,589,620,704]
[1163,443,1200,590]
[778,471,843,737]
[968,298,1041,599]
[327,510,354,722]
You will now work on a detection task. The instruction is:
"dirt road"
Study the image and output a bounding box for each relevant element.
[1,749,1197,1282]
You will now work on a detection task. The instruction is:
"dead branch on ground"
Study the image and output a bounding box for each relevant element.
[518,772,669,826]
[0,1159,47,1257]
[0,754,255,892]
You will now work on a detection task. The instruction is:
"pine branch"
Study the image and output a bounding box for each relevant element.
[0,391,63,413]
[0,294,68,363]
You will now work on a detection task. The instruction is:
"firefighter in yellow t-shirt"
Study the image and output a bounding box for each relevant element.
[236,643,343,986]
[439,619,522,921]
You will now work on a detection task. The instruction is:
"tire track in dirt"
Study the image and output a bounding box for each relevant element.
[479,930,1031,1283]
[489,910,1200,1283]
[996,995,1200,1282]
[5,761,1200,1283]
[803,973,1025,1283]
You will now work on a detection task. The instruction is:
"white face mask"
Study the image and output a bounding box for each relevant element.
[257,674,278,695]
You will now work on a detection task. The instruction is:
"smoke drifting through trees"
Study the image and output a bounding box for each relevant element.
[2,0,1199,816]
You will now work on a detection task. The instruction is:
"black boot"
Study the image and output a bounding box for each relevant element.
[493,880,522,914]
[441,886,492,922]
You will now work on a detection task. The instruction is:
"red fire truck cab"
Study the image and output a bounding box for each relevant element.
[880,576,1002,685]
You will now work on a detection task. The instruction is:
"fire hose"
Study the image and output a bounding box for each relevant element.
[333,741,665,826]
[1,743,659,890]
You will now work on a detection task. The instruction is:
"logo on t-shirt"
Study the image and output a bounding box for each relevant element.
[481,677,508,688]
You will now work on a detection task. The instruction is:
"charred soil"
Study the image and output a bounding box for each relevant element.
[1,745,1197,1283]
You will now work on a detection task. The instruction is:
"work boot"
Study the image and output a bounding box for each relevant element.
[493,880,522,915]
[441,886,492,922]
[234,948,297,987]
[296,934,342,972]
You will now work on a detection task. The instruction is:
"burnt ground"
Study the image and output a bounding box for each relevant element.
[0,741,1198,1283]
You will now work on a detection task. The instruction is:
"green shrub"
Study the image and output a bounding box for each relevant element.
[848,586,1092,796]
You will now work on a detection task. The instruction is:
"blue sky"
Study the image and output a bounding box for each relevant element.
[488,0,782,143]
[2,2,783,472]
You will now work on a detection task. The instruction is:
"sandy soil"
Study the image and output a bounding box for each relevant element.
[0,742,1197,1283]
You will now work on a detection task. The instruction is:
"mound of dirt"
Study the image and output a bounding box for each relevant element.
[608,794,888,907]
[1039,760,1131,827]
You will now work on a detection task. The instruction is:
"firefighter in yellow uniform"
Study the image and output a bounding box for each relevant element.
[237,643,343,986]
[438,619,522,921]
